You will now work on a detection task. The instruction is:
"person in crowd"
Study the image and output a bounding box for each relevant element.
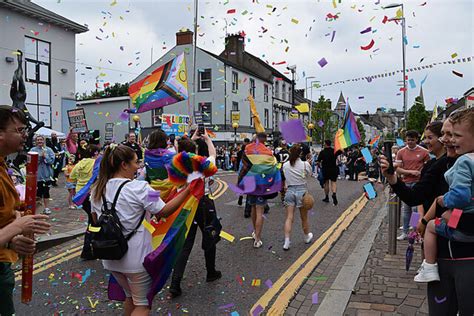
[346,147,359,181]
[395,130,430,240]
[46,132,63,187]
[0,105,52,316]
[91,145,191,316]
[224,146,231,170]
[275,140,290,204]
[65,126,78,156]
[169,129,221,298]
[281,144,314,250]
[63,155,76,209]
[76,139,89,161]
[123,132,143,161]
[366,148,381,181]
[317,140,339,206]
[121,133,129,145]
[30,135,55,215]
[237,138,251,207]
[414,109,474,283]
[381,117,474,315]
[337,151,347,180]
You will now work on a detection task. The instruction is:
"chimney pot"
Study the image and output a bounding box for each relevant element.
[176,29,193,46]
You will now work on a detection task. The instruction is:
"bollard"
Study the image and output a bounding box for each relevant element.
[388,193,399,255]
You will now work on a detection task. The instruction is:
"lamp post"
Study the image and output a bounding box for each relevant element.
[309,80,320,126]
[232,122,239,147]
[383,3,407,128]
[308,123,315,147]
[305,76,315,99]
[132,115,140,137]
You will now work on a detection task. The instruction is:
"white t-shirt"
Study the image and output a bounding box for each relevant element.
[282,159,312,187]
[91,178,166,273]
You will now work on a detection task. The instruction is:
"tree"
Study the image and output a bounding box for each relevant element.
[356,118,366,146]
[310,95,337,145]
[406,96,430,134]
[76,82,130,100]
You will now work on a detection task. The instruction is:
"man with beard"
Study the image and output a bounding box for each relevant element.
[46,132,63,186]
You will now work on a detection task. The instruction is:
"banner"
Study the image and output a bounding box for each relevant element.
[68,108,88,133]
[161,114,190,136]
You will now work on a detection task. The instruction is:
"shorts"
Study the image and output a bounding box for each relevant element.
[111,271,152,306]
[36,180,51,198]
[284,185,307,208]
[0,262,15,316]
[247,195,267,206]
[435,218,474,242]
[65,182,76,190]
[323,169,338,182]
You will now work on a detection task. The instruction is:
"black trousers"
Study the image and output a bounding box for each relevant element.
[427,258,474,315]
[171,197,217,284]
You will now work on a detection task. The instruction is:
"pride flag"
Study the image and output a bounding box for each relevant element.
[334,101,361,153]
[129,53,188,113]
[369,135,381,148]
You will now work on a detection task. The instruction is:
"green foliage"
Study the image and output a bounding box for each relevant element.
[356,118,366,146]
[76,82,130,100]
[407,96,430,134]
[310,95,337,145]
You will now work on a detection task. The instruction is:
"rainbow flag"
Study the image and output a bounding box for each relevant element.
[144,148,175,203]
[334,101,361,153]
[129,53,188,113]
[369,135,381,148]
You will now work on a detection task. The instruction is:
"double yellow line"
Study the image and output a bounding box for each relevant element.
[210,178,228,200]
[250,194,368,315]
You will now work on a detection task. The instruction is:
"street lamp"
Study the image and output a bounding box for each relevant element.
[308,122,315,147]
[383,3,407,128]
[309,80,320,125]
[305,76,315,99]
[132,115,140,137]
[232,122,239,147]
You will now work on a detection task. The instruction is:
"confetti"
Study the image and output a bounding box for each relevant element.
[227,9,236,14]
[251,279,261,286]
[360,27,372,34]
[434,296,447,304]
[318,57,328,68]
[312,292,319,304]
[264,279,273,288]
[452,70,463,78]
[360,39,375,50]
[219,230,235,242]
[252,305,264,316]
[291,18,299,24]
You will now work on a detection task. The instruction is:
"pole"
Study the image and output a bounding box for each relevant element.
[234,127,237,146]
[22,152,39,303]
[401,5,407,129]
[192,0,199,121]
[388,191,399,255]
[310,83,313,124]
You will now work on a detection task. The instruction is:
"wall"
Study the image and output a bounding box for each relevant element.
[0,7,77,131]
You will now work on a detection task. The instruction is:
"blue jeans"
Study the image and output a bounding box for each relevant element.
[402,182,417,234]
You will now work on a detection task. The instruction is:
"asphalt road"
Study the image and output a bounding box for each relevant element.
[13,173,365,315]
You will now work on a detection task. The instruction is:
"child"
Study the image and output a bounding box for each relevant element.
[63,155,76,209]
[415,108,474,282]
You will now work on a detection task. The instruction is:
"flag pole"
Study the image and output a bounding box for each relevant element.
[192,0,199,123]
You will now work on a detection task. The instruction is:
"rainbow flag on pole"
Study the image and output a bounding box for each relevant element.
[128,53,188,113]
[369,135,381,148]
[334,101,361,153]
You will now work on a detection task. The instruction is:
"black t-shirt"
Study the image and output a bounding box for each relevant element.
[317,147,337,171]
[275,148,290,164]
[124,142,143,160]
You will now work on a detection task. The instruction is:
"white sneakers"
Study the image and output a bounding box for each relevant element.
[304,232,314,244]
[253,240,263,248]
[42,208,52,215]
[283,233,314,250]
[414,260,440,283]
[283,239,290,251]
[397,232,407,240]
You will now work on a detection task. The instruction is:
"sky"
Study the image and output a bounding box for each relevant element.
[35,0,473,114]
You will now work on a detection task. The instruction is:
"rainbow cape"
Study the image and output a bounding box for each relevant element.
[144,148,176,202]
[128,53,188,113]
[236,142,282,195]
[72,156,102,206]
[334,101,361,153]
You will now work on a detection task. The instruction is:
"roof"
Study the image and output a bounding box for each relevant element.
[0,0,88,33]
[244,52,292,83]
[437,97,466,118]
[358,114,386,130]
[77,96,130,105]
[334,92,346,112]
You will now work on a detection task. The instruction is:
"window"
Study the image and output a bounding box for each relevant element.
[264,84,269,102]
[232,101,239,111]
[152,108,163,126]
[274,81,279,98]
[249,78,255,98]
[199,102,212,125]
[264,109,269,128]
[282,111,286,122]
[274,110,279,130]
[282,83,287,101]
[232,71,238,92]
[198,69,211,91]
[24,36,51,127]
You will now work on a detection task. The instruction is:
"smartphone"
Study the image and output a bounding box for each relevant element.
[383,141,394,175]
[194,111,204,135]
[169,134,175,144]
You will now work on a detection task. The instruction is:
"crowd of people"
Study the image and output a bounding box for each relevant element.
[1,101,473,315]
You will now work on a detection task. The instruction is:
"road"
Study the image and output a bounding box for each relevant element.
[13,172,365,315]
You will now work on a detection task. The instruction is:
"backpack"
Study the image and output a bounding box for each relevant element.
[89,180,145,260]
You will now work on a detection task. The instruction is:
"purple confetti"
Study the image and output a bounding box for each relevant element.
[318,120,324,127]
[119,111,129,121]
[312,292,319,304]
[317,57,328,68]
[280,119,307,143]
[360,26,372,34]
[218,303,235,310]
[358,96,365,99]
[409,212,420,228]
[147,190,160,202]
[265,279,273,288]
[435,296,447,304]
[330,30,336,42]
[252,305,264,316]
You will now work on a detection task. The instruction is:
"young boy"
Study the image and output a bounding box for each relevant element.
[415,108,474,282]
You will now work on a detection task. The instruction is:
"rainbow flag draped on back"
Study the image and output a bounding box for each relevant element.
[334,101,361,153]
[236,142,282,195]
[128,53,188,113]
[144,148,175,202]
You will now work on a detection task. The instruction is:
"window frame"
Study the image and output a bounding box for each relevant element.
[152,108,163,127]
[232,101,239,111]
[264,84,269,102]
[232,71,238,92]
[282,83,287,101]
[198,69,212,92]
[249,78,256,98]
[264,108,269,128]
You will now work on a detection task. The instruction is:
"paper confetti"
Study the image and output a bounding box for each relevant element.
[396,138,405,147]
[252,305,264,316]
[220,230,235,242]
[452,70,463,78]
[312,292,319,304]
[227,9,236,14]
[409,212,420,228]
[360,27,372,34]
[409,79,416,89]
[361,147,373,164]
[265,279,273,288]
[318,57,328,68]
[291,18,299,24]
[280,119,307,143]
[360,39,375,50]
[251,279,261,286]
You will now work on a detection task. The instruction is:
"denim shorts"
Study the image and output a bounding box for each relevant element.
[435,219,474,242]
[247,195,267,206]
[111,271,152,306]
[284,185,307,208]
[65,182,76,190]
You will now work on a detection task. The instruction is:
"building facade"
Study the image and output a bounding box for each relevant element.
[0,0,87,132]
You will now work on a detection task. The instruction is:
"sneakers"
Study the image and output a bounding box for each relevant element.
[397,233,407,240]
[253,240,263,248]
[283,239,290,251]
[332,194,338,206]
[206,270,222,282]
[238,196,243,206]
[322,196,329,203]
[414,260,440,283]
[42,208,52,215]
[304,232,314,244]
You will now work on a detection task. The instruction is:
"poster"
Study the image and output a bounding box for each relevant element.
[231,110,240,124]
[68,108,88,133]
[161,114,190,136]
[105,123,114,141]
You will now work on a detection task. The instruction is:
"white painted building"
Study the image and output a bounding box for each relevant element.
[0,0,87,132]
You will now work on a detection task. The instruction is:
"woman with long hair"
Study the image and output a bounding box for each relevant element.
[282,144,314,250]
[91,145,190,316]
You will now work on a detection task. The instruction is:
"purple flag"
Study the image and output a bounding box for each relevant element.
[280,119,307,143]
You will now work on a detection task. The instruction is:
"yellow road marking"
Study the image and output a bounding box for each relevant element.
[267,196,368,314]
[212,179,228,200]
[250,195,367,315]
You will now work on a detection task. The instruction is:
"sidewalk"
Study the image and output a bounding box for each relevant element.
[284,185,428,315]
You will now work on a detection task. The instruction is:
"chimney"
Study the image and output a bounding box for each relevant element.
[176,29,193,46]
[222,32,245,65]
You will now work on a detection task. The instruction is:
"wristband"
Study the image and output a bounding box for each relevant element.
[421,218,428,226]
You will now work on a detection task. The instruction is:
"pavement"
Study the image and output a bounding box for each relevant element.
[13,171,366,315]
